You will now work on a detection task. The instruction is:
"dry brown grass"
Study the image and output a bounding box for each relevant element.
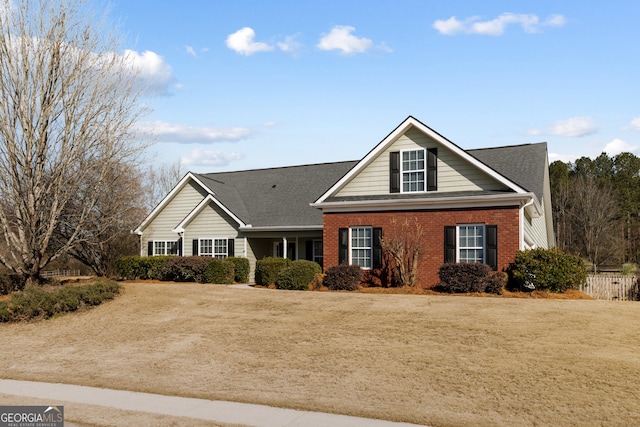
[1,282,639,426]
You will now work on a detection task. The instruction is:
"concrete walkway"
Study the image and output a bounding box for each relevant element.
[0,379,426,427]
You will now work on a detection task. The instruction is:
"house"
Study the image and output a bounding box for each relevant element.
[135,116,554,286]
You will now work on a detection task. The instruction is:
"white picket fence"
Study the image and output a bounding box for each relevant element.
[580,275,639,301]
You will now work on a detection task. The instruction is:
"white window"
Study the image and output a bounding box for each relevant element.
[199,238,228,258]
[351,226,372,269]
[152,240,178,256]
[401,149,425,193]
[458,225,484,263]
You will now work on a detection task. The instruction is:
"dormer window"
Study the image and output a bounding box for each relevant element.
[390,148,437,193]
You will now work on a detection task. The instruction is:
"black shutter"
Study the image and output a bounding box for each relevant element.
[390,151,400,193]
[486,225,498,270]
[338,228,348,264]
[177,237,183,256]
[427,148,437,191]
[306,240,313,261]
[373,227,383,269]
[227,239,235,257]
[192,239,199,256]
[444,226,456,263]
[148,241,153,257]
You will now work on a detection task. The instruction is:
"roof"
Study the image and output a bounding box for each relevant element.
[194,161,358,227]
[468,143,547,202]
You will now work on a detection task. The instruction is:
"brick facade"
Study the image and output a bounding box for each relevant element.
[323,206,521,288]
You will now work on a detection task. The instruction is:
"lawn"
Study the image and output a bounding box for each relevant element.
[0,282,639,426]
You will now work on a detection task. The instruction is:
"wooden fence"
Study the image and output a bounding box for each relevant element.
[580,275,639,301]
[41,269,81,278]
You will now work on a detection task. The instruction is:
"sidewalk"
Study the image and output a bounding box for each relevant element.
[0,379,427,427]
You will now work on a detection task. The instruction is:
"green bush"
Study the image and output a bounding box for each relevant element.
[227,257,250,283]
[0,279,121,322]
[161,256,211,282]
[116,256,169,280]
[438,263,492,293]
[204,259,235,284]
[0,273,25,295]
[255,257,292,286]
[507,248,587,292]
[276,260,322,290]
[484,271,508,295]
[323,263,363,291]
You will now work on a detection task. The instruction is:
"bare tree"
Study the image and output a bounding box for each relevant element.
[0,0,146,284]
[142,160,185,213]
[568,176,622,272]
[380,218,424,287]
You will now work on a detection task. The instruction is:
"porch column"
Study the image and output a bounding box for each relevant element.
[282,237,288,259]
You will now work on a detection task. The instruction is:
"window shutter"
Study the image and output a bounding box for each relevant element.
[147,241,153,257]
[192,239,199,256]
[338,228,348,264]
[305,240,313,261]
[373,227,383,269]
[444,226,456,263]
[427,148,437,191]
[390,151,400,193]
[177,238,183,256]
[486,225,498,270]
[227,239,235,257]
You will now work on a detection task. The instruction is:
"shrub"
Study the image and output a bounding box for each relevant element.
[255,257,292,286]
[276,260,322,291]
[507,248,587,293]
[0,273,25,295]
[161,256,211,282]
[204,259,235,284]
[484,271,508,295]
[438,263,491,293]
[116,256,169,280]
[0,279,121,322]
[323,263,363,291]
[227,257,250,283]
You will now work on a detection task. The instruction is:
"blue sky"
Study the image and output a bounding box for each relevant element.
[109,1,640,173]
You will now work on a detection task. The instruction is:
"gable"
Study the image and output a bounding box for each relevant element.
[336,126,511,197]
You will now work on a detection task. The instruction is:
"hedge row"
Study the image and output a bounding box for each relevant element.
[116,256,250,284]
[0,279,121,322]
[438,263,505,294]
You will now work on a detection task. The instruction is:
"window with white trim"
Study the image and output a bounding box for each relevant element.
[458,224,485,263]
[199,238,228,258]
[351,226,372,269]
[153,240,178,256]
[401,149,425,192]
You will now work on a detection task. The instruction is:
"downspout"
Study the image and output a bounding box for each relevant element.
[520,198,535,250]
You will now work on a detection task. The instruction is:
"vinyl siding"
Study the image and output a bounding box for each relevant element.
[183,200,241,257]
[141,181,209,255]
[336,127,510,197]
[525,211,551,249]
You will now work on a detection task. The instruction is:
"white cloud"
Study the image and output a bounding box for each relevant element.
[549,152,580,163]
[277,34,303,54]
[226,27,273,55]
[123,49,175,96]
[604,138,638,156]
[136,121,252,144]
[181,149,245,167]
[625,117,640,131]
[528,116,598,137]
[185,45,197,57]
[317,25,373,54]
[433,13,566,36]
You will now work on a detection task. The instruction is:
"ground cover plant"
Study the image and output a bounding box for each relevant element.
[0,279,120,322]
[0,282,637,426]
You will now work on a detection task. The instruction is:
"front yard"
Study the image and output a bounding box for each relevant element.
[0,282,638,426]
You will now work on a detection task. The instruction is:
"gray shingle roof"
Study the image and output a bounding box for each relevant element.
[192,142,547,228]
[194,161,358,227]
[468,142,547,201]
